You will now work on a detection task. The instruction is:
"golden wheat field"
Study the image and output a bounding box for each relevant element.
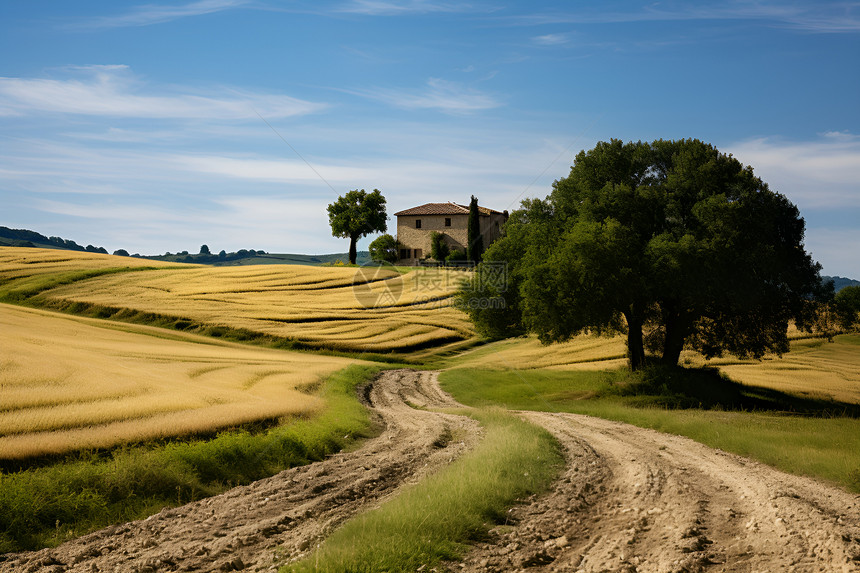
[3,247,858,421]
[0,247,184,298]
[451,332,860,404]
[24,253,476,356]
[698,336,860,404]
[0,303,361,459]
[450,334,629,371]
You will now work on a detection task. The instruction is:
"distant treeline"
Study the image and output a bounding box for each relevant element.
[0,227,263,263]
[0,226,110,254]
[146,248,267,264]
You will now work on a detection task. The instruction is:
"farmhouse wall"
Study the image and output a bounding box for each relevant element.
[397,215,468,262]
[395,205,508,264]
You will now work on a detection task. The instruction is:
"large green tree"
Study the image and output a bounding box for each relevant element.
[461,139,830,370]
[327,189,387,264]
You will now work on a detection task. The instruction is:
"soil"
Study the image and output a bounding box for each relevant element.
[0,370,479,573]
[458,411,860,573]
[3,370,860,573]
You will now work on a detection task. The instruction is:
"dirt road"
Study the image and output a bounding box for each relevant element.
[459,411,860,573]
[3,370,860,572]
[0,370,478,573]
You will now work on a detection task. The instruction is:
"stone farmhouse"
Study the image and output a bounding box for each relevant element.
[393,202,508,264]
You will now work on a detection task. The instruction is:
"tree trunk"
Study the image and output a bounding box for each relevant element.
[349,236,358,265]
[624,310,646,371]
[661,311,690,367]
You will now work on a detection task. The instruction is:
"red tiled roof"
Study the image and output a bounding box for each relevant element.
[394,202,503,216]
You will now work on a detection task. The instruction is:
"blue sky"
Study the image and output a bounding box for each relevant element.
[1,1,858,276]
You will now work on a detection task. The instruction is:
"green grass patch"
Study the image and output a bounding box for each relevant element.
[282,408,563,573]
[440,368,860,493]
[0,365,381,554]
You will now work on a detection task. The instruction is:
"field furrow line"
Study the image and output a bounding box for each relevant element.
[0,370,480,573]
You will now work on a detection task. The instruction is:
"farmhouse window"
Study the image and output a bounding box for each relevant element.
[415,219,422,229]
[400,248,411,260]
[445,217,451,227]
[414,248,423,259]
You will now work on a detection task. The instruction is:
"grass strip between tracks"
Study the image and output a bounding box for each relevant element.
[0,365,381,554]
[283,408,564,573]
[440,368,860,493]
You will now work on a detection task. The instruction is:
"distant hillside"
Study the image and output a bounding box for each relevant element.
[824,276,860,292]
[0,226,108,253]
[0,226,369,266]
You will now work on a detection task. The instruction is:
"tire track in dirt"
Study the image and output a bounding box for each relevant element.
[458,411,860,573]
[0,370,479,573]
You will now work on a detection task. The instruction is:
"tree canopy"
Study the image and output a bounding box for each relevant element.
[368,233,400,264]
[327,189,387,264]
[833,285,860,332]
[460,138,830,370]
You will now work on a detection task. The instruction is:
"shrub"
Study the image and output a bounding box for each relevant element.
[368,234,400,264]
[445,249,466,262]
[430,232,450,262]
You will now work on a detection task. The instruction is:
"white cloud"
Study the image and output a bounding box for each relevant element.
[533,33,570,46]
[337,0,473,16]
[71,0,250,29]
[727,135,860,209]
[347,78,502,113]
[0,66,326,120]
[822,130,858,142]
[174,154,379,185]
[725,134,860,277]
[509,2,860,33]
[1,107,580,255]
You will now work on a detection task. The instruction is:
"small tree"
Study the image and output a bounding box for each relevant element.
[467,195,484,263]
[327,189,387,265]
[834,286,860,332]
[368,234,400,264]
[199,244,211,255]
[112,249,129,257]
[430,231,450,261]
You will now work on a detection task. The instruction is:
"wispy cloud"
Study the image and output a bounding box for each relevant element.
[532,33,571,46]
[347,78,502,114]
[0,66,326,120]
[507,1,860,33]
[175,154,379,184]
[727,134,860,208]
[337,0,474,16]
[70,0,250,29]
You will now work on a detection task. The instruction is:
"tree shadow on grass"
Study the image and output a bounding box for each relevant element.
[599,364,860,417]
